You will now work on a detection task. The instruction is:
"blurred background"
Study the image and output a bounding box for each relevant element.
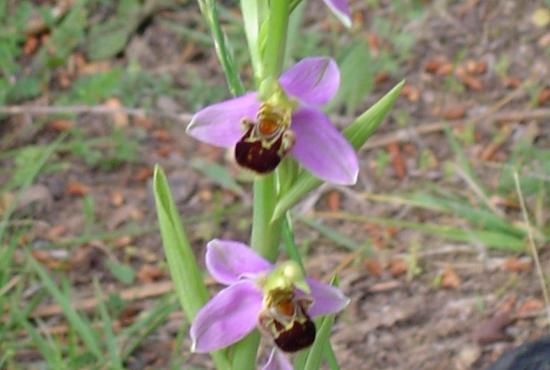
[0,0,549,369]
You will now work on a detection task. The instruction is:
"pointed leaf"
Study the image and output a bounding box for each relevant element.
[304,314,336,370]
[153,166,231,368]
[153,165,208,318]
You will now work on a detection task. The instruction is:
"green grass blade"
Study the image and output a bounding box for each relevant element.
[371,217,524,251]
[197,0,244,95]
[297,216,361,251]
[324,340,341,370]
[295,276,342,370]
[190,158,245,196]
[314,213,525,251]
[367,190,528,240]
[153,165,231,368]
[406,192,526,238]
[445,126,477,182]
[153,165,208,318]
[281,214,306,273]
[14,313,65,369]
[304,314,336,370]
[272,81,404,221]
[93,279,123,370]
[29,256,102,360]
[121,297,177,360]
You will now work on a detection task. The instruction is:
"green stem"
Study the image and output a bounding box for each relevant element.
[198,0,245,96]
[231,2,290,369]
[250,174,282,261]
[240,0,266,83]
[263,0,290,80]
[289,0,304,13]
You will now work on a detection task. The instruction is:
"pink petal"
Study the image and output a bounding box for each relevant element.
[290,108,358,185]
[186,93,260,147]
[261,348,293,370]
[307,278,350,317]
[279,57,340,106]
[190,281,263,352]
[323,0,352,27]
[206,239,273,285]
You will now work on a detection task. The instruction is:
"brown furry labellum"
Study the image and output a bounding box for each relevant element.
[258,288,316,353]
[235,104,295,174]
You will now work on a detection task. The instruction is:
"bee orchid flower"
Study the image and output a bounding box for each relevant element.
[190,239,350,368]
[186,57,359,185]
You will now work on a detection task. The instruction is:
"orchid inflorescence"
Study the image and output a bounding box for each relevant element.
[153,0,402,369]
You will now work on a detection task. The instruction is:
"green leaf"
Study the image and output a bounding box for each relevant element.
[105,260,135,285]
[295,276,342,370]
[153,165,208,319]
[324,341,341,370]
[281,215,306,272]
[304,314,336,370]
[152,165,231,369]
[86,20,132,60]
[272,80,404,220]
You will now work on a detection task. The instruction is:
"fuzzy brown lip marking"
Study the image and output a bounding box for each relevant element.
[234,104,294,174]
[273,313,316,352]
[235,124,286,174]
[259,289,316,353]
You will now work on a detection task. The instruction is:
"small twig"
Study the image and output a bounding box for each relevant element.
[367,280,402,293]
[0,105,193,123]
[514,171,550,329]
